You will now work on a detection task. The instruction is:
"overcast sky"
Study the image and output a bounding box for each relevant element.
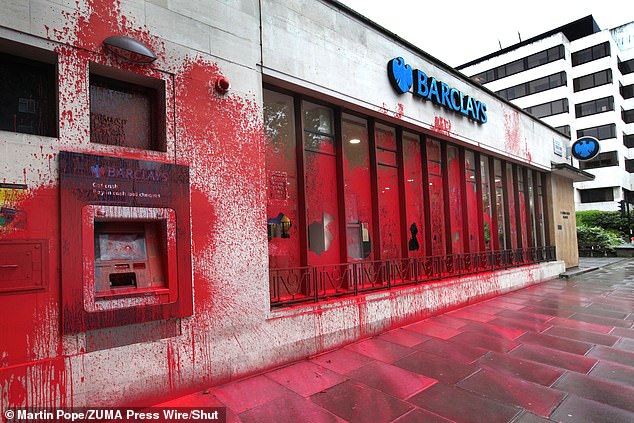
[338,0,634,67]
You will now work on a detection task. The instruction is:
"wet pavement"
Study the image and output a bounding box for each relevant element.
[157,259,634,422]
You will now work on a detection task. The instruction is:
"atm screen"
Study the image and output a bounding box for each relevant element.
[94,222,148,262]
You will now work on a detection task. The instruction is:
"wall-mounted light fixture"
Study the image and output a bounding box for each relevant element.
[103,36,157,64]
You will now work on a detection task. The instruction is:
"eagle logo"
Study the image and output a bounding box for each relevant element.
[387,57,413,94]
[572,137,600,161]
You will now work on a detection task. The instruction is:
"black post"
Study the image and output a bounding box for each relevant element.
[625,201,632,244]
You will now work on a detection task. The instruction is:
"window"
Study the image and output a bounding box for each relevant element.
[621,84,634,99]
[555,125,571,138]
[578,151,618,170]
[263,86,552,307]
[496,72,566,101]
[525,98,568,118]
[626,159,634,173]
[623,109,634,124]
[471,45,564,84]
[90,71,165,151]
[573,69,612,92]
[575,96,614,118]
[0,51,57,137]
[625,133,634,148]
[577,123,616,140]
[572,42,610,66]
[619,58,634,75]
[579,187,614,203]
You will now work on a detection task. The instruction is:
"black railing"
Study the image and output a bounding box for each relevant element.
[270,246,556,307]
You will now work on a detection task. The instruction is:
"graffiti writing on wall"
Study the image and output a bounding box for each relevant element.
[0,184,28,230]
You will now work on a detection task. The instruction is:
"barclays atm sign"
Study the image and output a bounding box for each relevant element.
[387,57,488,124]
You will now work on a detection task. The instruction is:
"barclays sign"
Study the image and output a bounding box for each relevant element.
[387,57,488,124]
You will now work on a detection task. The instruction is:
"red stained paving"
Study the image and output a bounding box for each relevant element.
[476,352,564,386]
[346,361,437,399]
[402,321,463,339]
[264,361,347,397]
[414,337,489,364]
[344,338,414,363]
[544,325,619,346]
[514,332,593,355]
[457,369,566,417]
[310,348,374,374]
[154,260,634,422]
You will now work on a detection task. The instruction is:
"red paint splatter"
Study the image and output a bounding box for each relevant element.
[432,116,451,137]
[504,111,521,156]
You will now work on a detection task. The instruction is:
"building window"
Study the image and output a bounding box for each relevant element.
[571,42,610,66]
[577,123,616,140]
[623,109,634,124]
[89,71,165,151]
[264,86,549,306]
[625,133,634,148]
[496,72,566,101]
[0,51,57,137]
[626,159,634,173]
[578,151,618,170]
[619,58,634,75]
[471,45,564,84]
[579,187,614,203]
[621,83,634,99]
[573,69,612,92]
[555,125,571,139]
[575,96,614,118]
[525,98,568,118]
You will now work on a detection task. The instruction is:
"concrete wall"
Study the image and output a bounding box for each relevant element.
[0,0,569,411]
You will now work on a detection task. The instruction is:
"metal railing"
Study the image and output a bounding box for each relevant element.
[270,246,556,307]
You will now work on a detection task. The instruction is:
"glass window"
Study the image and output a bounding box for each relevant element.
[427,139,445,255]
[403,132,426,258]
[579,151,618,170]
[303,101,335,154]
[90,74,165,150]
[264,89,301,268]
[494,160,506,249]
[625,133,634,148]
[555,125,571,138]
[447,145,464,254]
[517,169,529,249]
[572,42,610,66]
[527,171,537,247]
[536,173,546,247]
[505,163,518,249]
[465,150,480,253]
[619,58,634,75]
[303,101,340,266]
[0,51,57,137]
[573,69,612,92]
[575,96,614,118]
[622,84,634,99]
[579,187,614,203]
[623,109,634,124]
[497,72,565,100]
[525,98,568,118]
[480,155,493,250]
[342,114,374,261]
[376,124,402,260]
[577,123,616,140]
[469,45,563,84]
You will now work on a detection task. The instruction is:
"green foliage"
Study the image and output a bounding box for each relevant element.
[576,210,628,234]
[576,225,623,250]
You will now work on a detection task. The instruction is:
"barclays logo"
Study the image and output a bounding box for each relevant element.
[388,57,413,94]
[571,137,600,161]
[387,57,487,124]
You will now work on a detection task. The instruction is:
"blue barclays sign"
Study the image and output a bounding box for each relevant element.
[387,57,488,124]
[571,136,600,161]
